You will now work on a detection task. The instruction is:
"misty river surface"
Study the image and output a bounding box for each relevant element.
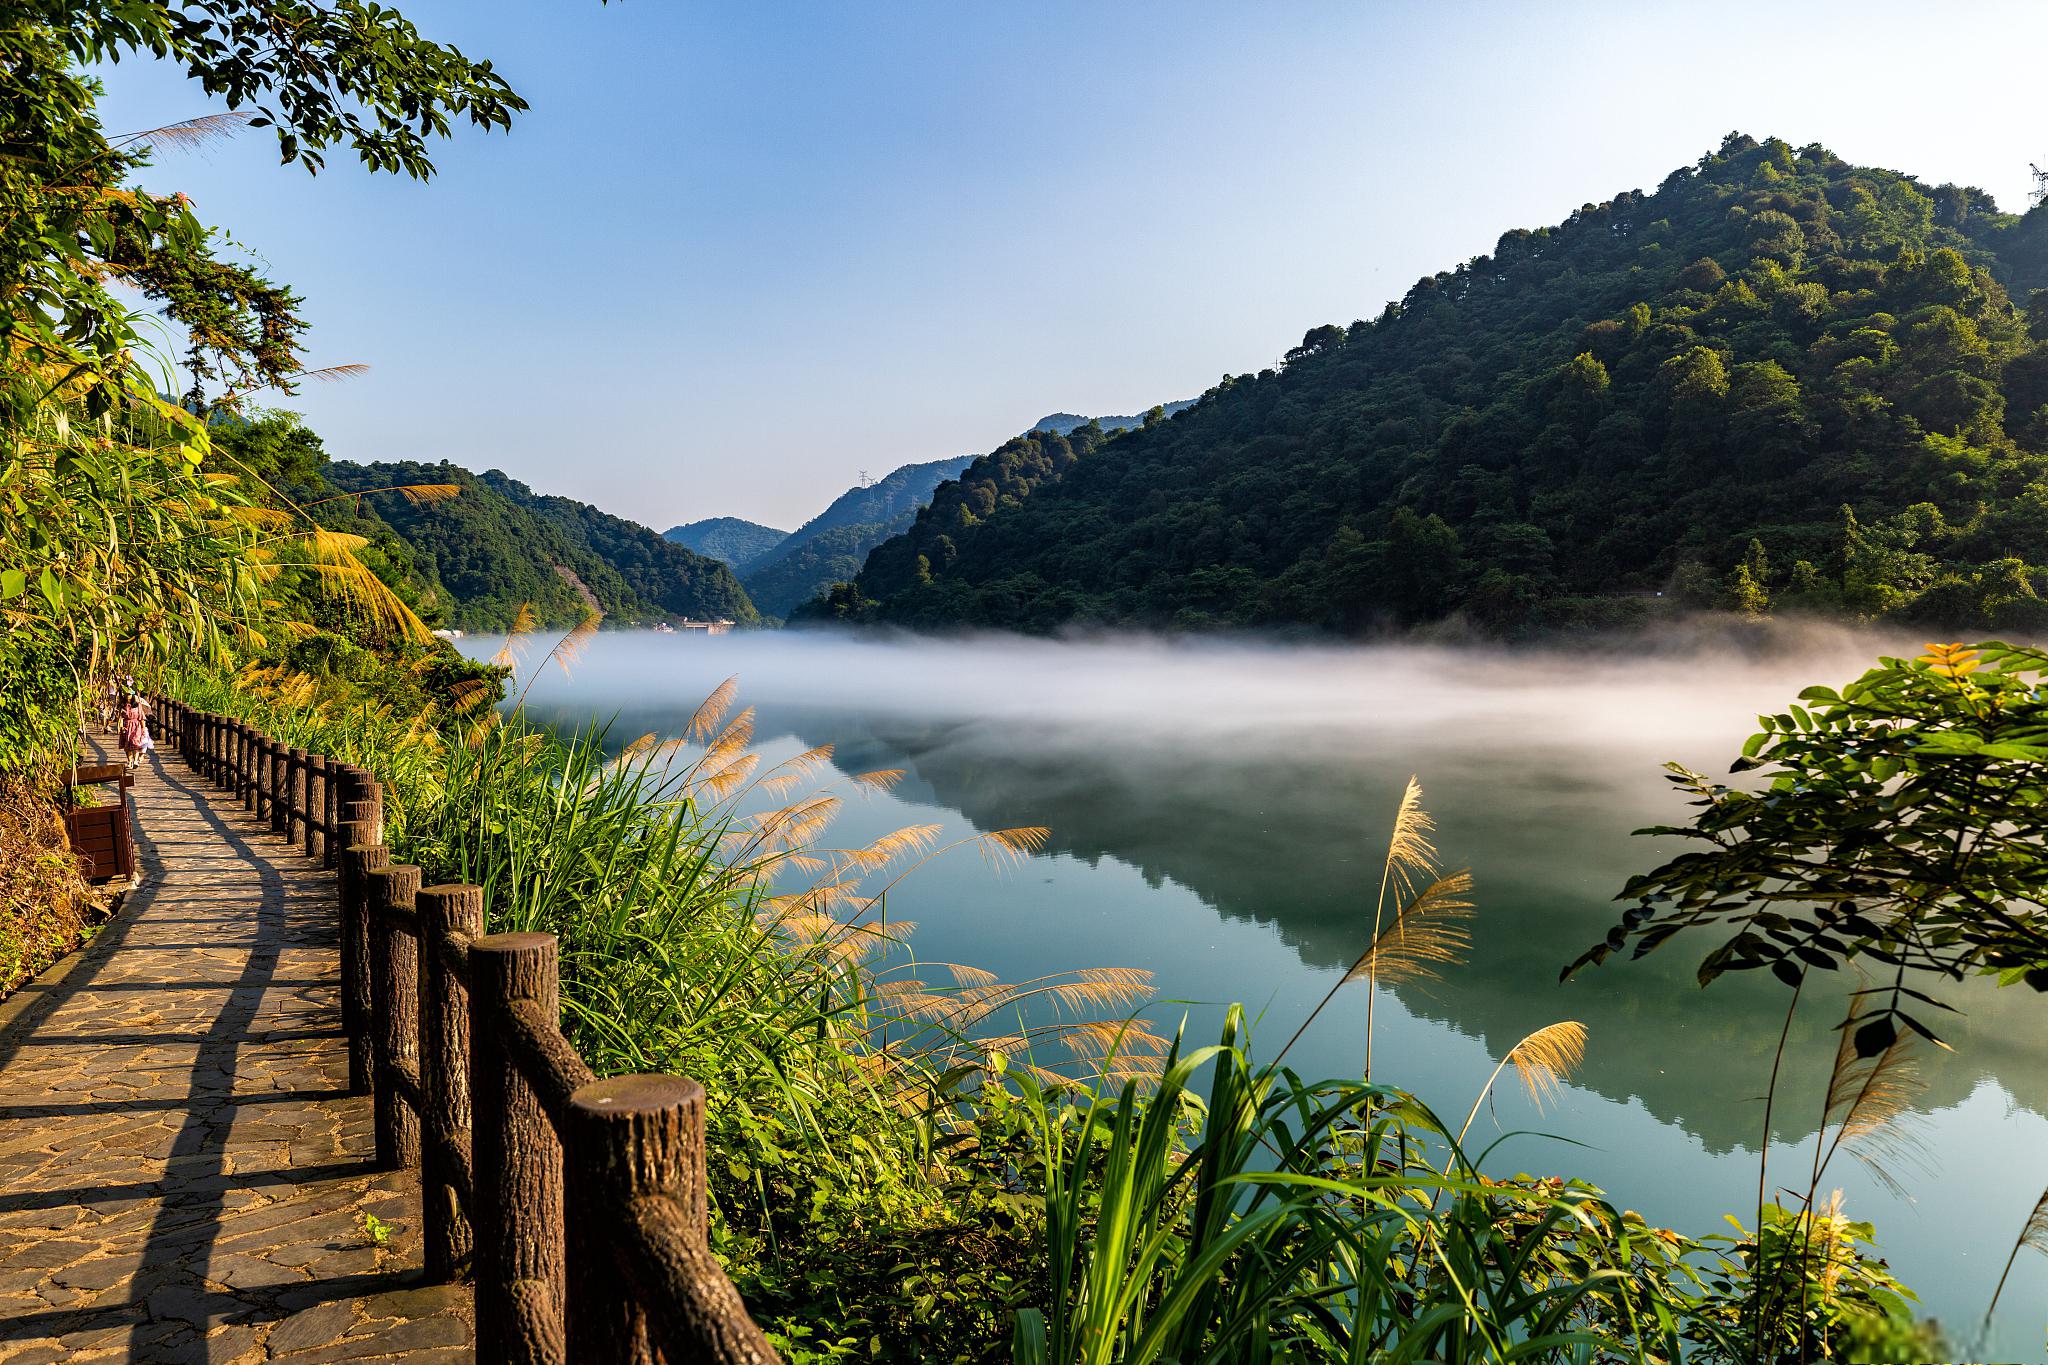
[473,628,2046,1352]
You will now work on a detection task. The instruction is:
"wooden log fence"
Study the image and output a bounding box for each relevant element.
[146,696,780,1365]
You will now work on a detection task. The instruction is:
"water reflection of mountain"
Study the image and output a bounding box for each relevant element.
[531,698,2047,1154]
[759,703,2048,1154]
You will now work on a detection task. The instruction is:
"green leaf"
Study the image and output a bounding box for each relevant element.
[1853,1014,1897,1059]
[0,569,23,599]
[1975,742,2048,761]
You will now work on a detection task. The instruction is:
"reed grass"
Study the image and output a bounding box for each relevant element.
[173,657,1171,1354]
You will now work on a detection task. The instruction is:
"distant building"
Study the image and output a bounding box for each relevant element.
[675,619,735,635]
[431,628,465,640]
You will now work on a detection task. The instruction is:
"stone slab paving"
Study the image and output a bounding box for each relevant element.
[0,742,474,1363]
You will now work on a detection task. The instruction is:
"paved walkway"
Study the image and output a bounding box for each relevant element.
[0,743,474,1363]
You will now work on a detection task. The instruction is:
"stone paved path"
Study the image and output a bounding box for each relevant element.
[0,743,474,1363]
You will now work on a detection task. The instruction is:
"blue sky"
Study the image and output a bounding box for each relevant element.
[96,1,2048,530]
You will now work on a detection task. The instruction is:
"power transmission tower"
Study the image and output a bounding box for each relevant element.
[2032,163,2048,209]
[858,469,872,487]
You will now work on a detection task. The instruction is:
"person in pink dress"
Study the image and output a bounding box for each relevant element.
[118,694,153,773]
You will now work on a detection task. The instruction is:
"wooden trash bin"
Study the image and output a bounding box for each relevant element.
[63,762,134,882]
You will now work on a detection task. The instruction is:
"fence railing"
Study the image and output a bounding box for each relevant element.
[150,698,782,1365]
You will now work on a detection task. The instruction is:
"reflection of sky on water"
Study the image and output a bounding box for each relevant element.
[479,627,2048,1355]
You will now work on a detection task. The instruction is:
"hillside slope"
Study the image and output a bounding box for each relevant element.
[824,135,2048,636]
[662,517,789,573]
[742,522,898,619]
[478,471,758,625]
[780,456,977,545]
[739,456,975,617]
[327,461,757,629]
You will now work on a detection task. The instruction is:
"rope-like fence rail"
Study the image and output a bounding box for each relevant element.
[149,698,783,1365]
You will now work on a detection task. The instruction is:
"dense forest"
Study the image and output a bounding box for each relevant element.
[476,469,758,624]
[738,455,975,617]
[743,522,903,619]
[321,457,757,629]
[812,136,2048,636]
[663,517,789,573]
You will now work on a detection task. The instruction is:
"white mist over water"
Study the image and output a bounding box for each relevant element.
[493,620,1923,759]
[469,624,2048,1354]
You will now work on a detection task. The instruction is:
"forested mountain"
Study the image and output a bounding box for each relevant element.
[783,457,978,544]
[742,524,897,620]
[662,517,789,573]
[753,409,1195,619]
[737,456,976,617]
[814,135,2048,636]
[794,424,1112,623]
[325,461,757,629]
[476,471,758,624]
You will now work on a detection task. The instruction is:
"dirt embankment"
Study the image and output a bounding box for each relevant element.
[0,774,110,1001]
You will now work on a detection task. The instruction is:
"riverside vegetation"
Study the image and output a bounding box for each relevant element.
[164,634,2031,1363]
[6,3,2048,1359]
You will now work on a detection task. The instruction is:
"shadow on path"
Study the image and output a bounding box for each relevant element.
[0,744,473,1363]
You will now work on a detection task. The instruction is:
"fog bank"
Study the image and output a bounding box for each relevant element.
[475,620,1922,761]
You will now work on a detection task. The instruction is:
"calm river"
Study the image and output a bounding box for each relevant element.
[473,626,2045,1354]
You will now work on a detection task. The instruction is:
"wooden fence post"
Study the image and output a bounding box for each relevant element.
[356,772,385,847]
[248,729,264,820]
[306,754,327,862]
[564,1075,698,1363]
[270,742,289,835]
[418,883,483,1280]
[257,735,275,823]
[321,756,340,869]
[368,864,423,1168]
[565,1075,780,1365]
[240,723,258,813]
[471,932,567,1365]
[287,748,307,850]
[340,837,388,1096]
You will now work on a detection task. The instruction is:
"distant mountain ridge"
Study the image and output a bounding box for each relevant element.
[780,456,978,545]
[662,517,788,573]
[637,403,1194,622]
[739,456,975,617]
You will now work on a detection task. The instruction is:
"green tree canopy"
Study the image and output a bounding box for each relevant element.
[1567,642,2048,1057]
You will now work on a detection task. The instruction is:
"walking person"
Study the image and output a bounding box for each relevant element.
[118,693,153,774]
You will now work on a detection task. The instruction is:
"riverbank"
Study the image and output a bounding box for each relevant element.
[170,629,1998,1360]
[482,625,2048,1357]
